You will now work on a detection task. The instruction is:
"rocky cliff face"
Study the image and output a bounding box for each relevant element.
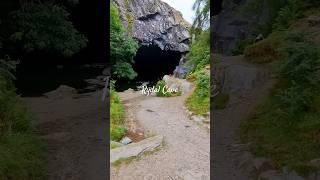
[213,0,276,54]
[113,0,191,53]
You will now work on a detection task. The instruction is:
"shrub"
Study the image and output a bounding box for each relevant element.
[110,126,126,142]
[186,31,210,71]
[10,2,87,57]
[110,81,126,141]
[186,72,210,115]
[273,0,303,30]
[110,3,138,80]
[0,61,47,179]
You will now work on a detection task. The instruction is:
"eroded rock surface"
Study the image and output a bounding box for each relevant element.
[114,0,191,52]
[213,0,278,54]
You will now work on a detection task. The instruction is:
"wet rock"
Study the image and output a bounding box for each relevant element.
[110,135,163,163]
[120,137,133,145]
[114,0,191,52]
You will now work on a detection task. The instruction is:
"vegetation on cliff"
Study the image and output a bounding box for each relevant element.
[185,31,210,114]
[110,3,138,80]
[10,2,87,57]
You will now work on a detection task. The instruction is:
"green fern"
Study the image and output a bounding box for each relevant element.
[0,58,16,80]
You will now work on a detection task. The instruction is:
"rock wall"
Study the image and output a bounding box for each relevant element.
[212,0,277,55]
[113,0,191,53]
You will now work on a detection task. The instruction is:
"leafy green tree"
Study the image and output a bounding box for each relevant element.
[110,3,138,80]
[186,30,210,71]
[10,2,87,57]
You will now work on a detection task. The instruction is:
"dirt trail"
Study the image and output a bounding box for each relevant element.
[23,91,107,180]
[212,55,275,180]
[111,88,210,180]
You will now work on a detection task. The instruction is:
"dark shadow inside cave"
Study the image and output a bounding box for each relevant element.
[134,45,181,80]
[115,45,182,91]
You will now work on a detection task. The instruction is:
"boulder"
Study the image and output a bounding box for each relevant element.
[163,75,191,94]
[120,137,133,145]
[44,85,77,99]
[110,135,163,163]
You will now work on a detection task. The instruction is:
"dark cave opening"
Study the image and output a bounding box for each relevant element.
[115,45,182,91]
[134,45,182,80]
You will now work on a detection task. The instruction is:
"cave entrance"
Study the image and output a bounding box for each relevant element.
[115,45,182,91]
[134,45,182,80]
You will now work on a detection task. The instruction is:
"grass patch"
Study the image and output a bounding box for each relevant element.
[110,81,126,141]
[0,134,47,179]
[213,92,229,109]
[110,142,122,149]
[186,72,210,115]
[241,94,320,176]
[112,157,136,168]
[0,73,47,179]
[244,31,285,63]
[155,80,182,97]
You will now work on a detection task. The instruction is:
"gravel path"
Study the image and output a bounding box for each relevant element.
[212,55,274,180]
[111,89,210,180]
[23,91,107,180]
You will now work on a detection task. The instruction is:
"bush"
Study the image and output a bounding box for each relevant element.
[0,61,47,179]
[11,2,87,57]
[186,72,210,115]
[110,81,126,141]
[110,3,138,80]
[110,126,126,142]
[273,0,303,30]
[186,31,210,71]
